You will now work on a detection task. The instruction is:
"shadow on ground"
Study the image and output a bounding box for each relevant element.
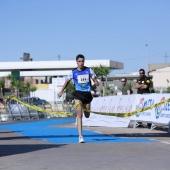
[0,144,64,157]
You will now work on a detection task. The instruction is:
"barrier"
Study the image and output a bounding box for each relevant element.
[3,94,170,131]
[82,94,170,129]
[4,95,73,117]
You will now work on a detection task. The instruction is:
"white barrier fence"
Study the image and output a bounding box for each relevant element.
[82,94,170,130]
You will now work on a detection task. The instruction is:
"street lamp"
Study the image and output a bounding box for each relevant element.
[145,44,148,76]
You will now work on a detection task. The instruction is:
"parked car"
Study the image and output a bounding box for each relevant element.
[20,97,49,105]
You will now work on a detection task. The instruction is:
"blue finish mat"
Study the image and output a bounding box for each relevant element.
[0,118,155,144]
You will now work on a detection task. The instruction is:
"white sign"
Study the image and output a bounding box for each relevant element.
[52,77,66,90]
[83,95,137,127]
[82,94,170,127]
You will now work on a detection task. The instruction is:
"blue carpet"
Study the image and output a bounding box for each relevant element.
[0,118,155,144]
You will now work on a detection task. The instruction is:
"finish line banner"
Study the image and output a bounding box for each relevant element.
[82,95,137,127]
[82,94,170,127]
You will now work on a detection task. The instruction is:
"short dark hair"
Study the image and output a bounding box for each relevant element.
[139,68,145,74]
[76,54,85,61]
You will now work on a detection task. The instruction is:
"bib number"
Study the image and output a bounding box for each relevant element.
[78,74,89,84]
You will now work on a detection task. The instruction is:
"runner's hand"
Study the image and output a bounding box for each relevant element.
[58,91,62,97]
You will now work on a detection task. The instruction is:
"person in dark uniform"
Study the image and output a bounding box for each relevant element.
[135,69,150,94]
[135,68,151,128]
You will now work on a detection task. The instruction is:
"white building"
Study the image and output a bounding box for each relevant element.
[149,63,170,90]
[0,59,124,102]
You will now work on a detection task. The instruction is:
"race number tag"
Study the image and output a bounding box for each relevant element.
[77,74,89,84]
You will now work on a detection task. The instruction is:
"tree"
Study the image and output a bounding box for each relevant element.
[23,81,31,97]
[65,82,74,102]
[0,78,5,97]
[166,87,170,93]
[30,86,37,97]
[92,64,113,96]
[6,74,16,95]
[14,80,24,97]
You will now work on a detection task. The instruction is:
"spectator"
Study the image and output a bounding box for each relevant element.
[135,68,151,128]
[135,69,151,94]
[120,78,131,95]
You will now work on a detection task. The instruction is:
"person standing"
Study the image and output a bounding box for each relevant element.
[135,69,151,94]
[135,68,151,128]
[120,78,131,95]
[58,54,99,143]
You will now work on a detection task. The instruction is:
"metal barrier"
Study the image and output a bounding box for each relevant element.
[0,100,74,122]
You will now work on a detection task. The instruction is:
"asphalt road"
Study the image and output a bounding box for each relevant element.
[0,118,170,170]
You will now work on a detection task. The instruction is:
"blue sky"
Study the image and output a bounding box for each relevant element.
[0,0,170,74]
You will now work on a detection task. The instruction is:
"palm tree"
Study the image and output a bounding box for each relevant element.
[14,80,24,97]
[30,86,37,97]
[0,78,5,97]
[23,81,31,97]
[6,74,16,95]
[92,64,113,96]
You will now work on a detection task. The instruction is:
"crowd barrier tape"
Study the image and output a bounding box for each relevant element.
[74,98,170,118]
[4,95,73,117]
[5,95,170,118]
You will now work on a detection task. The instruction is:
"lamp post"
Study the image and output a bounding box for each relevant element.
[145,44,148,76]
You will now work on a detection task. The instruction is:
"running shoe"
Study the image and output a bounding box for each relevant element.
[79,136,84,143]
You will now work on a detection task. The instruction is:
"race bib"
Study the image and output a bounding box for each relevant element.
[77,74,89,84]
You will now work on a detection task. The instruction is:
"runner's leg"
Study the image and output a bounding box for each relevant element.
[74,99,83,137]
[83,103,90,118]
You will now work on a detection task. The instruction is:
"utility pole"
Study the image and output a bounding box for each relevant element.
[58,55,61,61]
[163,53,170,63]
[145,44,148,76]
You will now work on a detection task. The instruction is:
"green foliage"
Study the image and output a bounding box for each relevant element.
[92,64,112,78]
[104,85,114,96]
[110,89,114,94]
[106,91,110,96]
[100,88,103,94]
[0,78,5,88]
[92,64,113,96]
[106,86,110,90]
[30,86,37,92]
[65,82,74,101]
[154,89,160,93]
[166,87,170,93]
[6,74,37,97]
[0,78,5,96]
[127,81,134,89]
[66,82,74,93]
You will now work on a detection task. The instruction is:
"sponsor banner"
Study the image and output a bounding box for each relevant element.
[83,95,137,127]
[131,94,170,124]
[131,94,155,121]
[83,94,170,127]
[153,94,170,124]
